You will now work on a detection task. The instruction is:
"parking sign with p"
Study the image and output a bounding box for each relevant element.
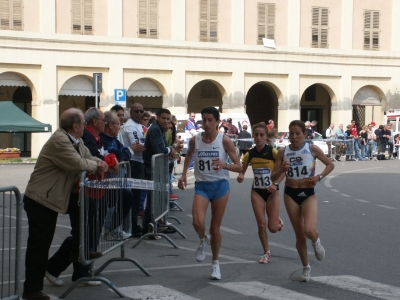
[114,89,127,108]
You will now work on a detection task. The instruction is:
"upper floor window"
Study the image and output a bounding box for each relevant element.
[200,0,218,42]
[138,0,158,38]
[311,7,328,48]
[0,0,23,31]
[257,3,275,44]
[72,0,92,35]
[364,10,379,50]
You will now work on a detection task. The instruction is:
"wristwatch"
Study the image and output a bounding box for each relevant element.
[273,182,279,186]
[318,175,323,181]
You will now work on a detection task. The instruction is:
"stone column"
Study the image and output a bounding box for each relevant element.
[231,1,244,44]
[341,0,353,50]
[108,0,123,37]
[172,0,186,41]
[278,72,300,129]
[40,0,56,33]
[288,0,300,47]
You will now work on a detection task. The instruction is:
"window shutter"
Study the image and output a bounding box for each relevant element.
[199,0,208,41]
[372,11,379,50]
[83,0,92,35]
[364,10,379,50]
[311,7,328,48]
[257,3,266,44]
[266,4,275,40]
[12,0,22,30]
[209,0,217,42]
[320,8,328,26]
[149,0,158,39]
[138,0,147,37]
[363,11,371,49]
[72,0,82,34]
[0,0,10,30]
[312,27,319,47]
[312,7,319,26]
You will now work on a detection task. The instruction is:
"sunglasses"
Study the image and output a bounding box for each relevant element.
[134,110,144,114]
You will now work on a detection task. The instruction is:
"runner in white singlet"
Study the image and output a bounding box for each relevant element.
[271,120,334,282]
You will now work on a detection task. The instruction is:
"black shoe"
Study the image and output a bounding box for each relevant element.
[130,232,143,238]
[158,227,176,234]
[89,251,103,259]
[22,291,50,300]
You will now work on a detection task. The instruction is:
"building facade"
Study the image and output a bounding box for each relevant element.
[1,0,400,156]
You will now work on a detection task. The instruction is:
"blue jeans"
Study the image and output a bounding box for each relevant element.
[360,143,368,158]
[353,139,364,160]
[367,141,377,157]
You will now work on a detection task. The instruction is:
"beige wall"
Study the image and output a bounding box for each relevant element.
[300,0,342,49]
[353,0,392,51]
[244,0,288,46]
[218,0,231,43]
[185,0,199,42]
[56,0,71,34]
[123,0,137,37]
[24,0,40,32]
[159,0,172,40]
[93,0,108,36]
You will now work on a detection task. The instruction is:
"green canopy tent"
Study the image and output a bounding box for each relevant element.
[0,101,52,133]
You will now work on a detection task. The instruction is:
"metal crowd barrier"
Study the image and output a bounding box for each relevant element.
[60,162,150,299]
[0,186,22,300]
[132,154,187,249]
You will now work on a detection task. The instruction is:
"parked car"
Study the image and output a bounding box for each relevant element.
[273,131,330,155]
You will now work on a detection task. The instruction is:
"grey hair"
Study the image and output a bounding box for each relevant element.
[60,108,83,131]
[304,121,311,126]
[104,111,118,124]
[85,107,100,124]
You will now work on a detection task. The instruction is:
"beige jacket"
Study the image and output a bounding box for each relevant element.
[25,128,101,214]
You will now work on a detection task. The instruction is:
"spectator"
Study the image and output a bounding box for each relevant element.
[375,125,386,160]
[394,134,400,158]
[185,112,198,171]
[237,124,252,161]
[359,125,369,159]
[311,120,317,133]
[335,124,345,161]
[345,124,355,161]
[226,118,238,135]
[384,125,394,160]
[110,104,127,146]
[267,119,275,131]
[367,124,377,160]
[305,121,314,140]
[143,109,178,237]
[325,123,335,158]
[120,103,146,236]
[350,120,365,160]
[22,108,107,300]
[141,111,151,130]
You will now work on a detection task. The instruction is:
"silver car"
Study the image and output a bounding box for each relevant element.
[273,131,330,155]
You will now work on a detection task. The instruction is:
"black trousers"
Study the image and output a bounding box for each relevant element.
[129,160,143,234]
[23,196,59,293]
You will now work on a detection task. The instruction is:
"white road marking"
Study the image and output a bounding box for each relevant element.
[269,242,314,255]
[340,193,351,197]
[313,275,400,300]
[324,166,382,188]
[354,199,369,203]
[185,214,243,234]
[118,285,200,300]
[330,189,340,192]
[377,205,397,210]
[211,281,325,300]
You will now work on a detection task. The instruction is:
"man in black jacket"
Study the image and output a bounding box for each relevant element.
[142,109,177,236]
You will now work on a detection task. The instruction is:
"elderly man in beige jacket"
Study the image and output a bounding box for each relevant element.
[22,108,108,300]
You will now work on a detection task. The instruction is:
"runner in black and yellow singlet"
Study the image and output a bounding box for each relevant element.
[237,123,285,264]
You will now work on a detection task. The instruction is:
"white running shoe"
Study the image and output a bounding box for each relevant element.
[105,230,131,241]
[259,251,271,264]
[299,265,311,282]
[278,217,284,231]
[195,234,210,262]
[211,264,221,280]
[77,281,102,287]
[312,238,325,261]
[45,271,64,286]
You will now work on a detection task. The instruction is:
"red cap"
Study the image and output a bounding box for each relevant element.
[371,121,376,126]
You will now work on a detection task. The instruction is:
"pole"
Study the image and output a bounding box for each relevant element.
[95,74,98,108]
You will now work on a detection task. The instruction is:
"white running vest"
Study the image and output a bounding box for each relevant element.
[283,143,316,180]
[194,132,229,182]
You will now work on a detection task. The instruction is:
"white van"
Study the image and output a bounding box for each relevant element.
[176,112,251,156]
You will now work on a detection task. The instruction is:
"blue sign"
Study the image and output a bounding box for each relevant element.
[114,89,127,108]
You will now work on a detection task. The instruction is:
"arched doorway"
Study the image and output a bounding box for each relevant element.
[58,75,97,116]
[353,86,384,126]
[300,84,332,133]
[245,82,278,126]
[0,72,33,156]
[187,80,223,113]
[127,78,163,113]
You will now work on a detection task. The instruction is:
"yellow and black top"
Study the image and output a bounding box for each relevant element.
[243,144,278,189]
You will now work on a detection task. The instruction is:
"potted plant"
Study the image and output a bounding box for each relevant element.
[0,148,21,159]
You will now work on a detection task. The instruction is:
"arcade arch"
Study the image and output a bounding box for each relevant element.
[127,78,164,112]
[187,80,224,113]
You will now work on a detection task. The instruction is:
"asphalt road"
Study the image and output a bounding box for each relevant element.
[0,159,399,300]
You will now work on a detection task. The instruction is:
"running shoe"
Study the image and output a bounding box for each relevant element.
[77,281,102,287]
[105,230,131,241]
[169,194,179,200]
[312,238,325,261]
[278,217,284,231]
[45,271,64,286]
[299,265,311,282]
[196,234,210,262]
[211,264,221,280]
[259,251,271,264]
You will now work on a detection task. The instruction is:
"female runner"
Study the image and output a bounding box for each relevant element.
[237,123,285,263]
[271,120,334,282]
